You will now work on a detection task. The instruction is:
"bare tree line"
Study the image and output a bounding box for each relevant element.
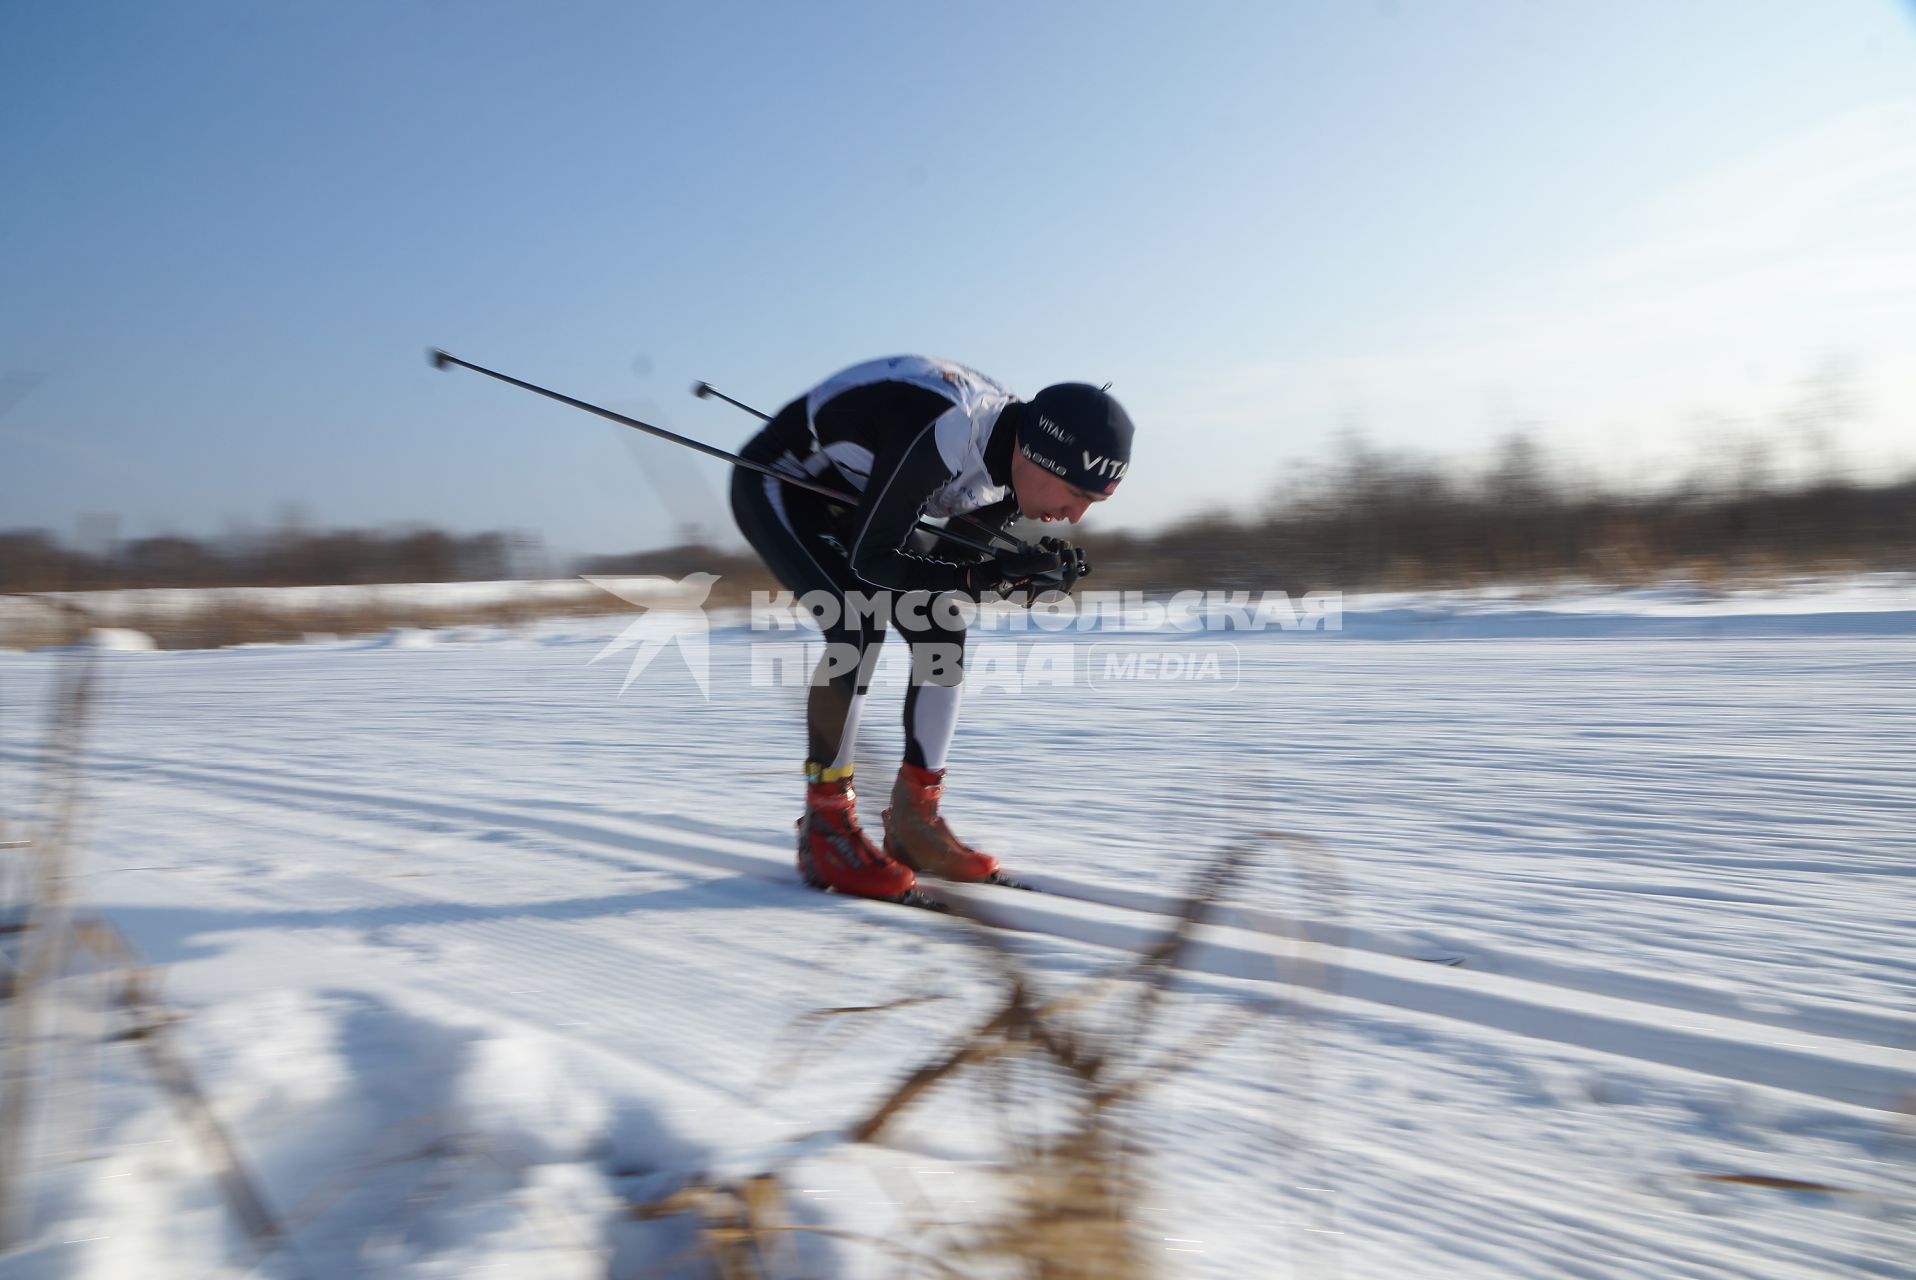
[4,433,1911,598]
[0,527,546,594]
[1079,432,1915,593]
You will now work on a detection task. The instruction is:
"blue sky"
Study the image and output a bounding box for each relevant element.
[4,1,1914,557]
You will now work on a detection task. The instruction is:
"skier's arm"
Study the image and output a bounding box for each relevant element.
[961,496,1020,540]
[846,418,976,593]
[922,497,1018,563]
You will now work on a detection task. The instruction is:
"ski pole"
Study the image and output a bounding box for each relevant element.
[690,380,768,421]
[429,350,1005,559]
[691,378,1028,555]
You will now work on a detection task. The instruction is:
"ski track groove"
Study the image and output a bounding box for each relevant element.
[1310,1135,1911,1280]
[34,745,1916,1117]
[106,802,962,1118]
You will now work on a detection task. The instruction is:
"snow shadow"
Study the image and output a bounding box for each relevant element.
[70,984,716,1277]
[101,873,829,965]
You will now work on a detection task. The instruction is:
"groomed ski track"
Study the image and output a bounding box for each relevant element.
[4,607,1912,1278]
[30,743,1914,1120]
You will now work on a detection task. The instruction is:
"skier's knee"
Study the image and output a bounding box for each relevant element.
[815,640,867,684]
[911,642,966,688]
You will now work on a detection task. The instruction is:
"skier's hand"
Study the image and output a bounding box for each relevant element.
[1030,536,1089,597]
[964,545,1064,598]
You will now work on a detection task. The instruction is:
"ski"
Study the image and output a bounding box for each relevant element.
[805,879,1033,914]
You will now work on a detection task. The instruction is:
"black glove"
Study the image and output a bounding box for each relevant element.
[1033,536,1089,597]
[962,545,1065,598]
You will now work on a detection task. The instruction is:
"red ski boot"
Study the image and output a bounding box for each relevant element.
[882,763,1000,883]
[796,776,918,900]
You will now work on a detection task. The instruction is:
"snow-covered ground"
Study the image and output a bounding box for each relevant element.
[1,578,1912,1277]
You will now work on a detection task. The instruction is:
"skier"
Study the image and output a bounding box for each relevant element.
[729,356,1134,901]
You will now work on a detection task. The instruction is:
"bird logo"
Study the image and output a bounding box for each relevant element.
[584,571,720,700]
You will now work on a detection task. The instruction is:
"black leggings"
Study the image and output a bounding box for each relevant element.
[729,414,967,773]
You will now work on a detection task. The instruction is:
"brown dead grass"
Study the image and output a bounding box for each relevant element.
[627,842,1286,1279]
[0,594,658,652]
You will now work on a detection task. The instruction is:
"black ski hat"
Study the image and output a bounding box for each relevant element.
[1016,383,1134,495]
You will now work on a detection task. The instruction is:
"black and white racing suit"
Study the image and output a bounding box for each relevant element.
[728,355,1021,778]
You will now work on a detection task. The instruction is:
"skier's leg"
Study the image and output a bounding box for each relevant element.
[805,634,880,780]
[900,624,963,771]
[883,593,998,882]
[731,423,914,898]
[729,417,880,776]
[812,681,865,773]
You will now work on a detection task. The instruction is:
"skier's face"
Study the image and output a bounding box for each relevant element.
[1011,451,1108,524]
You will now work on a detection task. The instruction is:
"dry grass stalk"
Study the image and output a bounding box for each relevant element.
[629,1173,800,1280]
[0,635,95,1247]
[823,841,1266,1279]
[755,991,952,1095]
[0,635,303,1268]
[626,835,1333,1278]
